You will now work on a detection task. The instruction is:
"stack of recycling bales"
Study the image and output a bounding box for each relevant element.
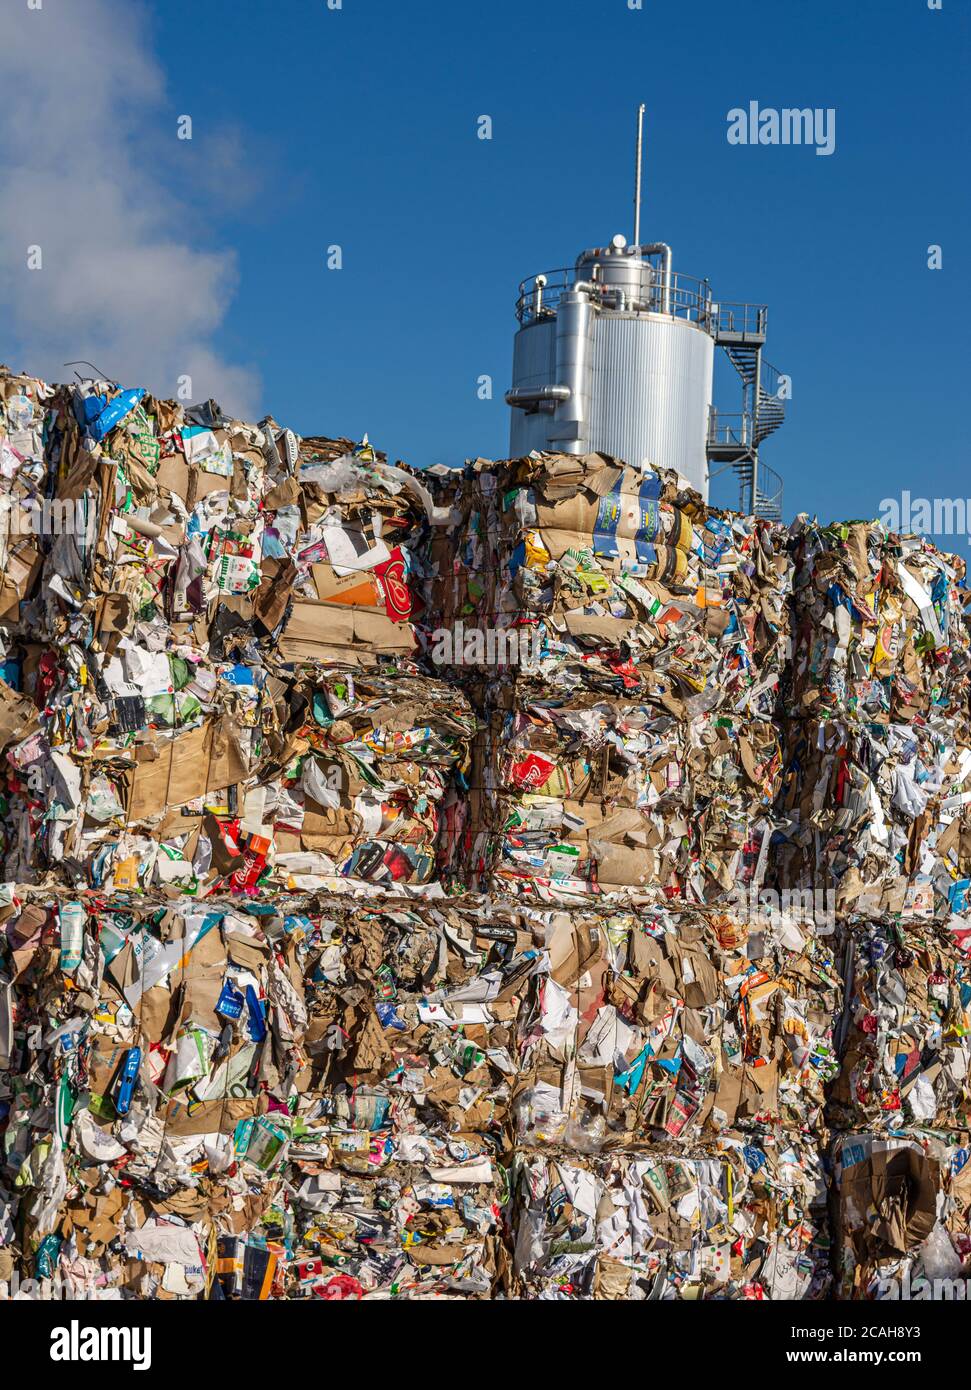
[775,518,971,922]
[0,367,496,1301]
[774,519,971,1299]
[5,364,971,1301]
[0,885,842,1300]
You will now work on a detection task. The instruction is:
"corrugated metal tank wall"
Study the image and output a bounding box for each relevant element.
[508,308,714,495]
[588,315,713,493]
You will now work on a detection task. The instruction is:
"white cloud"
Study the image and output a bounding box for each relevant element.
[0,0,261,417]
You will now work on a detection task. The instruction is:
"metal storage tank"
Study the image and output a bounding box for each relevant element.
[505,110,787,514]
[507,238,717,496]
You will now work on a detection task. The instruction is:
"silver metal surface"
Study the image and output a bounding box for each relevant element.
[576,245,651,299]
[550,290,594,453]
[508,295,713,488]
[516,253,696,328]
[533,274,547,318]
[507,228,783,504]
[588,314,714,491]
[506,385,570,407]
[508,237,714,486]
[508,319,558,458]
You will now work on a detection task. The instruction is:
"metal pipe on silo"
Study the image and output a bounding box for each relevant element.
[631,242,672,315]
[553,288,595,455]
[505,385,570,406]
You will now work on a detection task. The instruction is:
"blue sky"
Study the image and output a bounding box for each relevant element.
[2,0,969,542]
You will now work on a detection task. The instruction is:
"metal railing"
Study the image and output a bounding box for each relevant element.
[708,410,753,448]
[709,398,785,451]
[759,359,785,399]
[753,460,785,521]
[515,266,716,329]
[714,301,768,338]
[515,268,769,344]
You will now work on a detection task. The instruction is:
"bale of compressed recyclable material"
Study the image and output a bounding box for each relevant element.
[510,1138,832,1300]
[831,1132,971,1300]
[423,452,791,904]
[774,519,971,921]
[830,918,971,1131]
[511,902,842,1149]
[0,893,530,1299]
[0,371,476,895]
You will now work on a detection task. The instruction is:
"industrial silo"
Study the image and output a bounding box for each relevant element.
[505,111,786,515]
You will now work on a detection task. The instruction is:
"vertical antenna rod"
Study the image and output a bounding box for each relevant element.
[633,103,645,247]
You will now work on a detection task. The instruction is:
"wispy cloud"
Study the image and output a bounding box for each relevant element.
[0,0,261,417]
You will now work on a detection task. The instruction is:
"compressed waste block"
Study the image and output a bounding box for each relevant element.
[423,452,791,904]
[509,1137,831,1300]
[774,518,971,923]
[829,918,971,1131]
[0,370,475,895]
[0,892,531,1299]
[511,902,842,1149]
[832,1131,971,1300]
